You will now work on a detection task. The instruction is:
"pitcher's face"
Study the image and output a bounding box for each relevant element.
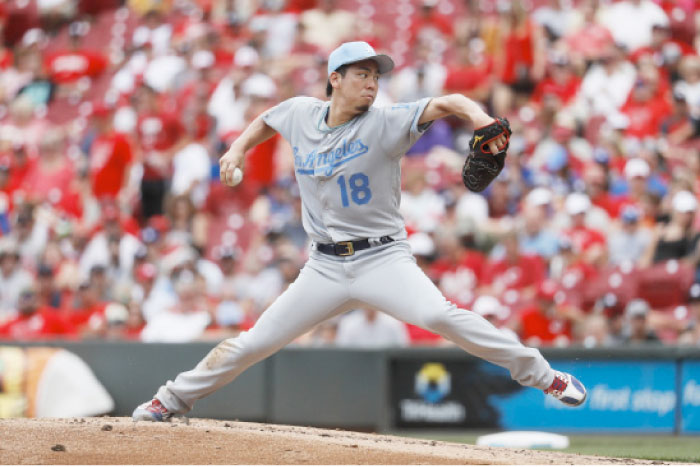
[332,60,379,113]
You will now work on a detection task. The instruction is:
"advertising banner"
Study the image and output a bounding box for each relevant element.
[390,359,521,429]
[390,358,677,432]
[493,360,677,433]
[681,361,700,434]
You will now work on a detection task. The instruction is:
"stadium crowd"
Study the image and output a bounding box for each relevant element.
[0,0,699,348]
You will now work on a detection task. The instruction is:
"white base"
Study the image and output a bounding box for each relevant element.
[476,431,570,450]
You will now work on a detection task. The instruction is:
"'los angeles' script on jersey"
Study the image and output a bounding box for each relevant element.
[294,138,369,176]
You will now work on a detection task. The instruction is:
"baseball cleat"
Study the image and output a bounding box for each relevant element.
[544,371,587,407]
[132,398,173,422]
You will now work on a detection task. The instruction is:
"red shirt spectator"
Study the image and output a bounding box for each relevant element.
[68,302,107,329]
[485,254,546,292]
[499,17,537,85]
[22,130,82,218]
[516,280,574,345]
[244,133,279,188]
[0,291,75,340]
[137,110,185,181]
[409,2,454,46]
[431,249,486,284]
[4,145,35,197]
[90,131,132,199]
[565,20,614,60]
[562,225,606,254]
[484,232,545,294]
[621,76,672,139]
[531,58,581,105]
[137,111,184,153]
[517,304,573,345]
[44,49,107,84]
[444,52,494,96]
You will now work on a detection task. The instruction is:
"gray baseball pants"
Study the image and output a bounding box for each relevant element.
[155,241,555,413]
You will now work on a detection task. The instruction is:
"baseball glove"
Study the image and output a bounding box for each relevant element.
[461,117,512,192]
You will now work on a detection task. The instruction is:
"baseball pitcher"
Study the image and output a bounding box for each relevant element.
[133,42,586,422]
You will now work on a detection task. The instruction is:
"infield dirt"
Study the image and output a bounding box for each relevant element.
[0,417,673,464]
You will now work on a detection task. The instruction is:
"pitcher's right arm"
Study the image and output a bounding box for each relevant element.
[219,115,277,186]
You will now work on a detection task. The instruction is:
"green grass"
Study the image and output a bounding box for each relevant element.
[391,432,700,463]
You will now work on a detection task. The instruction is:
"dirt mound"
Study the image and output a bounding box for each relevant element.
[0,418,663,465]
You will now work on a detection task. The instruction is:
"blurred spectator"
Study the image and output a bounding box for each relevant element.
[519,204,559,260]
[141,270,211,342]
[0,240,33,321]
[608,205,652,266]
[400,164,445,233]
[170,129,212,208]
[300,0,356,53]
[44,20,107,90]
[430,227,485,308]
[679,283,700,345]
[335,309,409,348]
[513,279,579,347]
[472,295,519,342]
[0,288,74,340]
[10,204,50,269]
[596,292,627,345]
[643,190,700,266]
[408,231,437,272]
[79,201,143,279]
[67,279,107,335]
[489,0,546,115]
[119,302,146,340]
[165,194,208,250]
[408,0,454,55]
[484,229,546,301]
[84,103,134,202]
[532,0,580,43]
[598,0,669,53]
[391,41,446,102]
[134,84,186,219]
[620,65,672,140]
[130,9,173,56]
[204,299,248,340]
[531,51,581,107]
[580,314,614,348]
[136,261,176,323]
[35,263,62,309]
[559,192,607,264]
[22,128,81,218]
[563,0,613,62]
[621,298,661,344]
[675,56,700,120]
[574,42,636,119]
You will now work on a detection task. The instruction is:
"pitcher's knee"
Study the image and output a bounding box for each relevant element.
[201,334,277,370]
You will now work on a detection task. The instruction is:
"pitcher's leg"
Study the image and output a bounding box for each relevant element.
[155,260,351,413]
[353,245,554,389]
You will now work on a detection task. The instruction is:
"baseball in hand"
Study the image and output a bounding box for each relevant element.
[230,167,244,186]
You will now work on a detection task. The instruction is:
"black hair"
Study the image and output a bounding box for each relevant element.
[326,64,349,98]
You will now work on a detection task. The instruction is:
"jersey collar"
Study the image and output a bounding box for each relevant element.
[317,101,371,133]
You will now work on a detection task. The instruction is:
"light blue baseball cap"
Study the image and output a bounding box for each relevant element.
[327,41,394,76]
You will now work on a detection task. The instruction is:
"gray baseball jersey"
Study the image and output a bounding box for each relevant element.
[262,96,433,242]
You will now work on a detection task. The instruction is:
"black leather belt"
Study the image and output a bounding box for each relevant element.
[317,236,394,256]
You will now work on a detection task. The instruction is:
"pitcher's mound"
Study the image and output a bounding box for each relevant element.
[0,417,662,465]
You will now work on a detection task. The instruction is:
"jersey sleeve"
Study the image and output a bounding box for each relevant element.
[262,96,316,142]
[379,97,434,157]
